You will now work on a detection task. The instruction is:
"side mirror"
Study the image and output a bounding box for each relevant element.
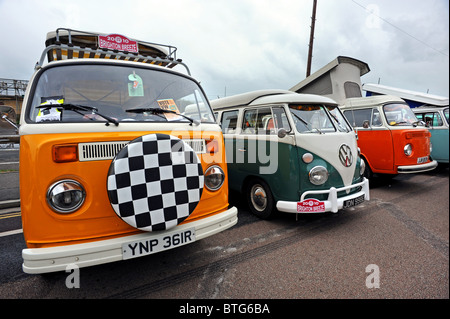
[277,128,287,138]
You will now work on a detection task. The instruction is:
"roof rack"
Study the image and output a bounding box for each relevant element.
[36,28,190,75]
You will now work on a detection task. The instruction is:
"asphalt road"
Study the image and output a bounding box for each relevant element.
[0,147,20,204]
[0,164,448,304]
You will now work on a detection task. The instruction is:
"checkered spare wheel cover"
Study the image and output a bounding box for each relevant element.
[107,133,204,231]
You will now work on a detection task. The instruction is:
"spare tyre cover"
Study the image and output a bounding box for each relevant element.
[107,133,204,231]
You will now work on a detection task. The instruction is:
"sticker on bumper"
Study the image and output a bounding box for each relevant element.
[297,199,326,213]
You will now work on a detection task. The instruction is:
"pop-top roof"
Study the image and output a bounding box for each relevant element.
[210,89,337,110]
[363,83,449,107]
[37,28,190,74]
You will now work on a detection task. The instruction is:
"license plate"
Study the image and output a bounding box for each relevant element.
[343,194,365,209]
[122,228,195,260]
[417,156,428,164]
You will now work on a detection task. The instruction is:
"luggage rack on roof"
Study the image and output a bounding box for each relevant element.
[36,28,191,75]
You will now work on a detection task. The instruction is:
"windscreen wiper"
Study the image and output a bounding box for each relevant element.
[37,103,119,126]
[126,107,200,126]
[291,111,322,134]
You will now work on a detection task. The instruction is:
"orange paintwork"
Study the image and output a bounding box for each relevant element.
[357,127,432,174]
[20,130,229,248]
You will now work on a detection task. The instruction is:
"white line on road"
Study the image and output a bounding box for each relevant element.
[0,229,23,237]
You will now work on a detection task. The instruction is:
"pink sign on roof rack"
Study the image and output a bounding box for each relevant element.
[98,34,139,53]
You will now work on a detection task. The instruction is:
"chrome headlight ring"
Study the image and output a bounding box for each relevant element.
[359,158,366,176]
[204,165,225,191]
[404,144,412,156]
[47,180,86,213]
[309,166,329,186]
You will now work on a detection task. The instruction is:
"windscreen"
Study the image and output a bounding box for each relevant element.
[383,103,418,126]
[27,64,214,124]
[289,104,351,133]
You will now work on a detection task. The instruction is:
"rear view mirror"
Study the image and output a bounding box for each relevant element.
[277,128,287,138]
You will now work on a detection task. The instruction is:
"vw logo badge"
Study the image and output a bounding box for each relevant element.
[339,144,353,167]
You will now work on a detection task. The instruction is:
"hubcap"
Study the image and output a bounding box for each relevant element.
[250,184,267,212]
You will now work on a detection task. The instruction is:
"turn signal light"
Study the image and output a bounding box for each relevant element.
[206,139,219,154]
[52,144,78,163]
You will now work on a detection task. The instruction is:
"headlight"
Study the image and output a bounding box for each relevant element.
[404,144,412,156]
[204,165,225,191]
[360,158,366,176]
[47,180,86,213]
[309,166,328,185]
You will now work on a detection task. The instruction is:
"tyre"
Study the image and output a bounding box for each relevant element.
[246,179,275,219]
[363,162,373,179]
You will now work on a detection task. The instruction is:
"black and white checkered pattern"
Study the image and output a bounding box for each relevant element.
[107,134,204,231]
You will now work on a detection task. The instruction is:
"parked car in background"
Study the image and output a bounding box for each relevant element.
[412,106,449,164]
[212,90,369,219]
[340,95,437,178]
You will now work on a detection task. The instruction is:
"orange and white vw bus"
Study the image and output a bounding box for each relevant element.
[341,95,437,178]
[19,28,237,274]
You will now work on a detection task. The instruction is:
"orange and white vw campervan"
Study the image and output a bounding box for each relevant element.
[341,95,437,177]
[19,28,237,274]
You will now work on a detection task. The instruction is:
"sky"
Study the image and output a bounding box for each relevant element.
[0,0,448,101]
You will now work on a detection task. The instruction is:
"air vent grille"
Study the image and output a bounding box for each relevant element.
[78,139,205,161]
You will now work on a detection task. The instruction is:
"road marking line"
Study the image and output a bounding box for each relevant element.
[0,229,23,237]
[0,212,21,219]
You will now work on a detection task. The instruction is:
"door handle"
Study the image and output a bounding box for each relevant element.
[238,148,247,152]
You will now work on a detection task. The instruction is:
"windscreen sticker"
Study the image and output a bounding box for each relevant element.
[157,99,183,121]
[36,96,63,122]
[128,73,144,97]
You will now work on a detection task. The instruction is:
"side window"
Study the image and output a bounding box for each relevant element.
[344,81,362,98]
[420,112,443,127]
[433,112,443,127]
[371,109,382,126]
[242,108,272,134]
[343,109,372,127]
[220,110,239,134]
[415,113,425,122]
[272,107,291,132]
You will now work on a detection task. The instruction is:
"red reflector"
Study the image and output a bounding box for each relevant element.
[53,144,78,163]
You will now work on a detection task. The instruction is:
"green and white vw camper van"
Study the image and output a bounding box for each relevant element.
[211,90,369,219]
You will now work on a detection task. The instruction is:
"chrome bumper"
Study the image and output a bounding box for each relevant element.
[22,207,238,274]
[276,178,370,214]
[397,160,438,173]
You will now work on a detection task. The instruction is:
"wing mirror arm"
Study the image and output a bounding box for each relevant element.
[1,114,19,132]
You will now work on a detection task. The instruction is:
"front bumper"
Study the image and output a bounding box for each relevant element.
[22,206,238,274]
[276,178,370,214]
[397,160,438,173]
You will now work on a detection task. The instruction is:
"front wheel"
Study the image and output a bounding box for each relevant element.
[363,162,373,179]
[246,179,275,219]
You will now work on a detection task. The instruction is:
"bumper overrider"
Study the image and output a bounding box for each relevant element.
[22,207,238,274]
[276,178,370,214]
